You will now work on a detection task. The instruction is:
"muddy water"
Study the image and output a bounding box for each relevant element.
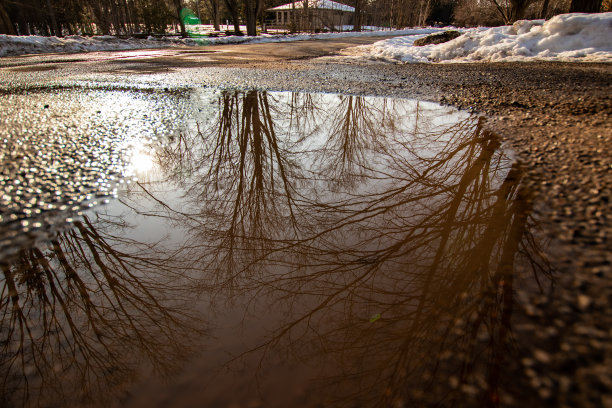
[0,88,552,407]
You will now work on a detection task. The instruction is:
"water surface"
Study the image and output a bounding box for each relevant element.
[0,88,552,407]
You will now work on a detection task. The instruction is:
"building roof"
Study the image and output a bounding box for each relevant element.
[269,0,354,12]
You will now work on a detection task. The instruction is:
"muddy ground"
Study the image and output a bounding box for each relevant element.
[1,37,611,406]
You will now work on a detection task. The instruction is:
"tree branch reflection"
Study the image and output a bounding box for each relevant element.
[106,89,554,406]
[0,214,203,407]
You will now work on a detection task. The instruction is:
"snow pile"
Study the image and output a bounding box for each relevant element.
[0,28,441,58]
[349,13,612,63]
[0,35,172,57]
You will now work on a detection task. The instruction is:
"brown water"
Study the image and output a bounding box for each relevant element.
[0,88,552,407]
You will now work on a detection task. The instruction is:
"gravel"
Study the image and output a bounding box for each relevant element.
[0,41,610,407]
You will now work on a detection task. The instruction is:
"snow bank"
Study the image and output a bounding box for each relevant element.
[0,28,440,58]
[0,35,169,57]
[349,13,612,63]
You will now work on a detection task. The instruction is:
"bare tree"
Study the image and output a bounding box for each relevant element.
[44,0,60,35]
[244,0,262,35]
[224,0,242,33]
[3,0,181,36]
[174,0,188,36]
[0,1,14,34]
[206,0,221,30]
[0,215,204,406]
[395,0,433,27]
[569,0,602,12]
[353,0,363,30]
[488,0,532,23]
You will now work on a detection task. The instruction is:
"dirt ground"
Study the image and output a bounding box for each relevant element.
[1,37,611,407]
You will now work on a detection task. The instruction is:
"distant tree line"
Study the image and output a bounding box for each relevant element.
[0,0,178,36]
[197,0,609,31]
[0,0,607,36]
[452,0,607,26]
[363,0,607,28]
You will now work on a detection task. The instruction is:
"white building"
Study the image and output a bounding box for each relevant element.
[268,0,355,32]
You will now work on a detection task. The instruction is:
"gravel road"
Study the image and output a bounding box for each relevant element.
[1,37,611,407]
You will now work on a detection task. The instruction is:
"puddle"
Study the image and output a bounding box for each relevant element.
[0,87,191,259]
[0,88,552,407]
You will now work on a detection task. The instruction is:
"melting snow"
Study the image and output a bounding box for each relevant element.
[0,28,437,58]
[348,13,612,63]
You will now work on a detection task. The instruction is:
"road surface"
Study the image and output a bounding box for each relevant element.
[0,37,611,408]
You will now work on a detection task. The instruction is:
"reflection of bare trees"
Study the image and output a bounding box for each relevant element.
[1,88,554,407]
[232,116,552,407]
[118,89,552,407]
[159,90,306,284]
[314,95,391,187]
[146,91,430,287]
[0,215,202,407]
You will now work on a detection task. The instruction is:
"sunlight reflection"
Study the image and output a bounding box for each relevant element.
[129,147,155,175]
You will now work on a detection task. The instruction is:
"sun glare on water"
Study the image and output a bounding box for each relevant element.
[130,149,155,174]
[126,143,158,180]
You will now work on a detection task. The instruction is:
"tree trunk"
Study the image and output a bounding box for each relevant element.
[174,0,187,37]
[245,0,259,36]
[246,9,257,35]
[418,0,431,26]
[121,0,133,34]
[353,0,362,31]
[45,0,61,36]
[291,1,297,32]
[304,0,309,32]
[224,0,242,34]
[90,1,111,35]
[18,8,31,35]
[569,0,602,12]
[206,0,221,30]
[257,0,265,32]
[510,0,530,21]
[539,0,550,18]
[110,0,125,35]
[213,0,220,30]
[0,2,15,35]
[490,0,531,24]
